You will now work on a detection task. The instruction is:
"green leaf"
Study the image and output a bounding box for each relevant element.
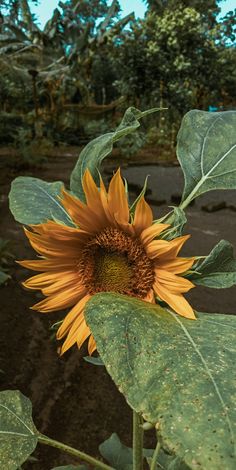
[160,207,187,240]
[70,107,161,201]
[9,177,74,226]
[145,453,190,470]
[129,176,149,218]
[99,433,133,470]
[0,270,10,285]
[85,293,236,470]
[177,110,236,208]
[83,356,104,366]
[189,240,236,288]
[0,390,38,470]
[99,433,186,470]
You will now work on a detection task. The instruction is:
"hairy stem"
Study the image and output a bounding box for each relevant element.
[133,410,144,470]
[38,433,114,470]
[150,440,161,470]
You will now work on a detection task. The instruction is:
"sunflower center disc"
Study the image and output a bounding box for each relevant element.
[94,250,133,292]
[79,227,155,298]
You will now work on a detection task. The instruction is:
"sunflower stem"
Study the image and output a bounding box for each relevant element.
[132,410,144,470]
[38,433,114,470]
[150,439,161,470]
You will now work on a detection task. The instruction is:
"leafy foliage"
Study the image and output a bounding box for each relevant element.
[99,433,133,470]
[189,240,236,288]
[177,110,236,207]
[0,0,235,152]
[0,390,108,470]
[0,0,133,148]
[85,292,236,470]
[6,104,236,469]
[114,0,236,148]
[160,207,187,240]
[99,433,188,470]
[9,177,74,226]
[70,107,161,200]
[9,108,161,226]
[0,390,37,470]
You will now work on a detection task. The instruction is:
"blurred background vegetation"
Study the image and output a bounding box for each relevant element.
[0,0,235,163]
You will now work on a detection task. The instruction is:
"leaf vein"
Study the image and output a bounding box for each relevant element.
[168,310,235,453]
[0,403,34,435]
[35,183,72,223]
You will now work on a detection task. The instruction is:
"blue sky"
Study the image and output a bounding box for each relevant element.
[30,0,146,26]
[30,0,235,27]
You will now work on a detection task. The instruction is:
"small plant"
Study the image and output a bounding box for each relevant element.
[1,107,236,469]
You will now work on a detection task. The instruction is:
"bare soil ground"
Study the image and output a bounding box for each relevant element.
[0,149,236,469]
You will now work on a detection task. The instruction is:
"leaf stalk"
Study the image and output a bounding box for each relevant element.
[150,440,161,470]
[38,433,114,470]
[132,410,144,470]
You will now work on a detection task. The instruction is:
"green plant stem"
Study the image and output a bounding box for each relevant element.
[132,410,144,470]
[150,440,161,470]
[179,176,208,211]
[38,433,114,470]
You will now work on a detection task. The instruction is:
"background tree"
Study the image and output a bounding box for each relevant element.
[116,1,235,124]
[0,0,235,150]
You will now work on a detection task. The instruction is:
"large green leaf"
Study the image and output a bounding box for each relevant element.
[189,240,236,288]
[85,293,236,470]
[0,390,38,470]
[9,177,74,226]
[70,107,161,201]
[177,110,236,209]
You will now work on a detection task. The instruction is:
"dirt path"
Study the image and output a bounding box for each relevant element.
[0,153,236,469]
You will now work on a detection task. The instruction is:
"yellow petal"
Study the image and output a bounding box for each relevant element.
[88,335,97,355]
[82,169,101,207]
[76,321,91,349]
[60,189,87,226]
[133,197,153,235]
[140,223,170,246]
[153,281,196,319]
[18,258,77,272]
[113,218,135,236]
[108,169,129,224]
[144,289,156,304]
[30,220,88,241]
[146,235,190,260]
[23,271,65,289]
[61,189,104,232]
[145,239,170,259]
[23,271,78,293]
[24,227,85,258]
[155,269,195,293]
[42,278,85,297]
[99,174,113,223]
[83,170,109,226]
[31,285,84,312]
[60,316,88,354]
[57,295,90,339]
[156,257,195,274]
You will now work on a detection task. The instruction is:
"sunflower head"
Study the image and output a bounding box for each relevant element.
[78,227,155,298]
[20,168,196,355]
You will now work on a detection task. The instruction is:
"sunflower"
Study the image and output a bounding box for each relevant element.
[20,169,196,355]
